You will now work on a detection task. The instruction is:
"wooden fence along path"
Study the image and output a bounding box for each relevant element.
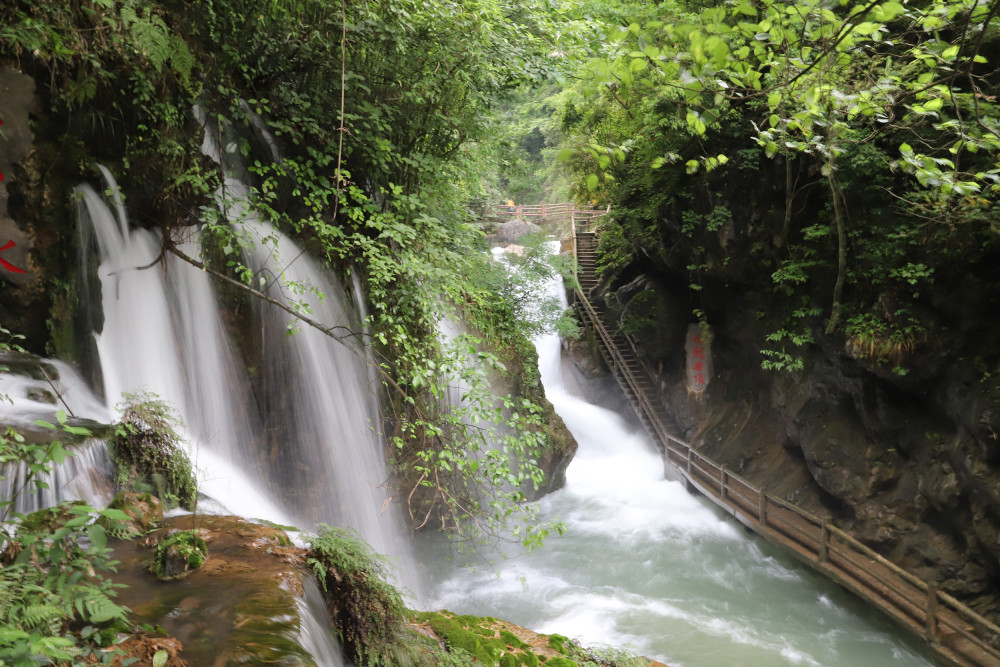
[564,215,1000,667]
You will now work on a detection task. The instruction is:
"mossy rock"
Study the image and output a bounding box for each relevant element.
[415,610,554,666]
[98,491,163,539]
[408,609,659,666]
[548,634,569,654]
[18,500,88,534]
[544,658,580,667]
[501,629,530,650]
[422,611,505,664]
[150,529,208,581]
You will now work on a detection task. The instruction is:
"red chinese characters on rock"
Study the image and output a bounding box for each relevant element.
[0,240,25,274]
[684,324,715,393]
[691,334,706,387]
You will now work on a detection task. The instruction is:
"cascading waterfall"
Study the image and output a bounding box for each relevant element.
[422,245,939,667]
[74,150,418,593]
[64,155,417,663]
[195,109,417,591]
[74,177,292,525]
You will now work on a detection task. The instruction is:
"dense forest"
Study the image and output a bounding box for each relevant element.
[2,0,1000,664]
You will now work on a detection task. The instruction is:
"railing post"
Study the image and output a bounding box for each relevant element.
[819,519,829,563]
[541,204,547,220]
[571,208,578,285]
[758,487,767,525]
[720,465,727,498]
[926,584,939,643]
[686,446,692,475]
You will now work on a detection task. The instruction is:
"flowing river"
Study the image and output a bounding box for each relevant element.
[419,260,940,667]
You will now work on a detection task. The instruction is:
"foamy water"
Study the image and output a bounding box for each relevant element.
[421,250,938,667]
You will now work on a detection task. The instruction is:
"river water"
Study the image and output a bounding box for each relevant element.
[419,261,940,667]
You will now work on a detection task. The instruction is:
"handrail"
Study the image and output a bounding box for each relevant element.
[492,202,609,223]
[572,225,1000,666]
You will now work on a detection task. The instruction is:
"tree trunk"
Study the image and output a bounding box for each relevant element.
[825,157,847,335]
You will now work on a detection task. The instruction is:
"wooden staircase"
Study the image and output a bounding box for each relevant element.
[573,231,676,448]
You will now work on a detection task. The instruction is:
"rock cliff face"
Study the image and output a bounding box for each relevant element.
[576,261,1000,620]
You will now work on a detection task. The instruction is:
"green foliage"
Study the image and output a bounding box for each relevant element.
[845,309,927,368]
[109,391,196,510]
[0,410,132,666]
[552,0,1000,368]
[307,525,406,667]
[97,492,163,540]
[759,303,820,373]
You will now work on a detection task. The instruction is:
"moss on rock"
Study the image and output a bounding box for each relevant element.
[150,530,208,581]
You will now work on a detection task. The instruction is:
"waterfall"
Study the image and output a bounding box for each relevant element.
[0,355,114,516]
[71,179,288,525]
[421,245,938,667]
[70,160,395,663]
[193,109,417,592]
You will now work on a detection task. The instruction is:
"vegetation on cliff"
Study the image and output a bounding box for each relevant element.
[0,0,580,548]
[552,0,1000,374]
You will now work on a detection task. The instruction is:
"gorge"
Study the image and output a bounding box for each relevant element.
[3,0,1000,664]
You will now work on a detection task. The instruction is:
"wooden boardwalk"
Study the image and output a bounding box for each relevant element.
[569,223,1000,667]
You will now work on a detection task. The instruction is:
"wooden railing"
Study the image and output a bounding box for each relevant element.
[572,226,1000,667]
[491,202,609,225]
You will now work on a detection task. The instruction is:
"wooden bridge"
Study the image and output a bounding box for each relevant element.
[490,202,608,227]
[567,215,1000,667]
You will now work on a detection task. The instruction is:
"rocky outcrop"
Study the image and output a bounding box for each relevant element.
[412,610,665,666]
[112,514,317,666]
[0,66,46,343]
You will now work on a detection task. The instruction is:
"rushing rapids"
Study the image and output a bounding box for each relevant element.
[419,247,940,667]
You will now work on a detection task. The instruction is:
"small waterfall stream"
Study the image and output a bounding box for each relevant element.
[421,248,940,667]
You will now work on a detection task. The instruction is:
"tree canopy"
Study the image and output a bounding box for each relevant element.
[551,0,1000,372]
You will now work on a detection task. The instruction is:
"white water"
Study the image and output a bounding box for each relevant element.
[421,250,939,667]
[197,111,416,592]
[0,356,114,516]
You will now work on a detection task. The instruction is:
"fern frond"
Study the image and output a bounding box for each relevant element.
[83,595,128,624]
[20,602,64,634]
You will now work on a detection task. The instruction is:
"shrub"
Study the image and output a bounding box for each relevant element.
[150,530,208,580]
[109,392,197,510]
[306,525,405,666]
